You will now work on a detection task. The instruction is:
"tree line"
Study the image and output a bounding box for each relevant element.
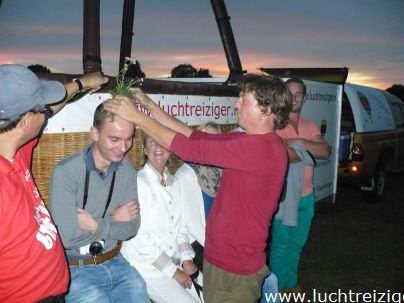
[28,63,212,79]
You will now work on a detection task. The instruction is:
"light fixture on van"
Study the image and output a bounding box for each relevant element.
[351,143,364,161]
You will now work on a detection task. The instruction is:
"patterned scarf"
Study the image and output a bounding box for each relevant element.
[192,164,223,197]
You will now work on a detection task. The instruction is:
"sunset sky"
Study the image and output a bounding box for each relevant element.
[0,0,403,89]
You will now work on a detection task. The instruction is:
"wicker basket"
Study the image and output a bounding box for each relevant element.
[32,124,238,205]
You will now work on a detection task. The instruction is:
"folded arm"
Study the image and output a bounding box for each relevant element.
[77,200,140,237]
[287,135,330,163]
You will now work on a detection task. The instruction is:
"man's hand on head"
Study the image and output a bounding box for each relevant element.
[103,96,142,123]
[130,88,152,107]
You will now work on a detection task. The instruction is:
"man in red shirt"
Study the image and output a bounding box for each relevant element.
[0,64,107,303]
[104,74,291,303]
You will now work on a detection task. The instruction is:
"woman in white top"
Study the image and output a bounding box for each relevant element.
[121,134,202,303]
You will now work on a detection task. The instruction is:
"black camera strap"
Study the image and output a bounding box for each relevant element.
[82,169,116,218]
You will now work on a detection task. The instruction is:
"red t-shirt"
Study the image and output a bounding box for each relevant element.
[171,131,287,275]
[0,139,69,303]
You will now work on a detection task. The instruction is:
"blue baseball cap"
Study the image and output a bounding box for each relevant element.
[0,64,66,120]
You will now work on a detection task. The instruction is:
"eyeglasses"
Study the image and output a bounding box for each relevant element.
[39,105,54,119]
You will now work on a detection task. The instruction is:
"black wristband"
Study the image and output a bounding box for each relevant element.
[73,78,84,92]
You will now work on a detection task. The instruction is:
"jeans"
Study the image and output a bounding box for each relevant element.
[66,253,150,303]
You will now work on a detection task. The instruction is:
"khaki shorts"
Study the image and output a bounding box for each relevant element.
[203,260,269,303]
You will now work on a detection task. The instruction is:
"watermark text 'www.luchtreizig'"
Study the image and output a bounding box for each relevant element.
[263,289,404,303]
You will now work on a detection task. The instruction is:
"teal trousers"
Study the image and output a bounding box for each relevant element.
[268,193,315,290]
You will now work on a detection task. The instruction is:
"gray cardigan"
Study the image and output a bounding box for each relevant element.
[274,143,314,226]
[49,147,140,257]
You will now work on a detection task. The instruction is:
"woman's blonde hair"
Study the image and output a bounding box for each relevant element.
[197,121,221,133]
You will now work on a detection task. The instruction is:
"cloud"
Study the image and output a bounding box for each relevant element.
[2,22,82,36]
[1,0,402,89]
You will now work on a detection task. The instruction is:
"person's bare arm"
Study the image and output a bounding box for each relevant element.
[51,72,109,115]
[287,134,330,163]
[131,88,193,137]
[285,146,299,163]
[104,95,184,150]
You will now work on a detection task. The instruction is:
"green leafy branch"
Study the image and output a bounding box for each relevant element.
[109,57,144,98]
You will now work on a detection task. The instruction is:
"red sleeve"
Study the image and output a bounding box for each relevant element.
[171,131,284,173]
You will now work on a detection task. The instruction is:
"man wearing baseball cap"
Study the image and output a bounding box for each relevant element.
[0,64,107,303]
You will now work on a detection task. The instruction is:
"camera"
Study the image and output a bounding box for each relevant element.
[80,240,105,256]
[89,241,104,256]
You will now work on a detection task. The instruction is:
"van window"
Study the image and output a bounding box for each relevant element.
[389,103,404,127]
[341,93,356,132]
[385,92,404,127]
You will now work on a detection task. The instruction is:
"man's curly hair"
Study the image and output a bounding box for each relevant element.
[238,74,291,129]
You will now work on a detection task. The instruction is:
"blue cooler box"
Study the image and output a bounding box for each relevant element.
[339,133,351,162]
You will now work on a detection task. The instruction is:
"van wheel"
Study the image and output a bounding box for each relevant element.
[364,158,389,202]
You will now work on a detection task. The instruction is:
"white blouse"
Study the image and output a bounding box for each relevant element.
[175,163,206,246]
[121,163,194,279]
